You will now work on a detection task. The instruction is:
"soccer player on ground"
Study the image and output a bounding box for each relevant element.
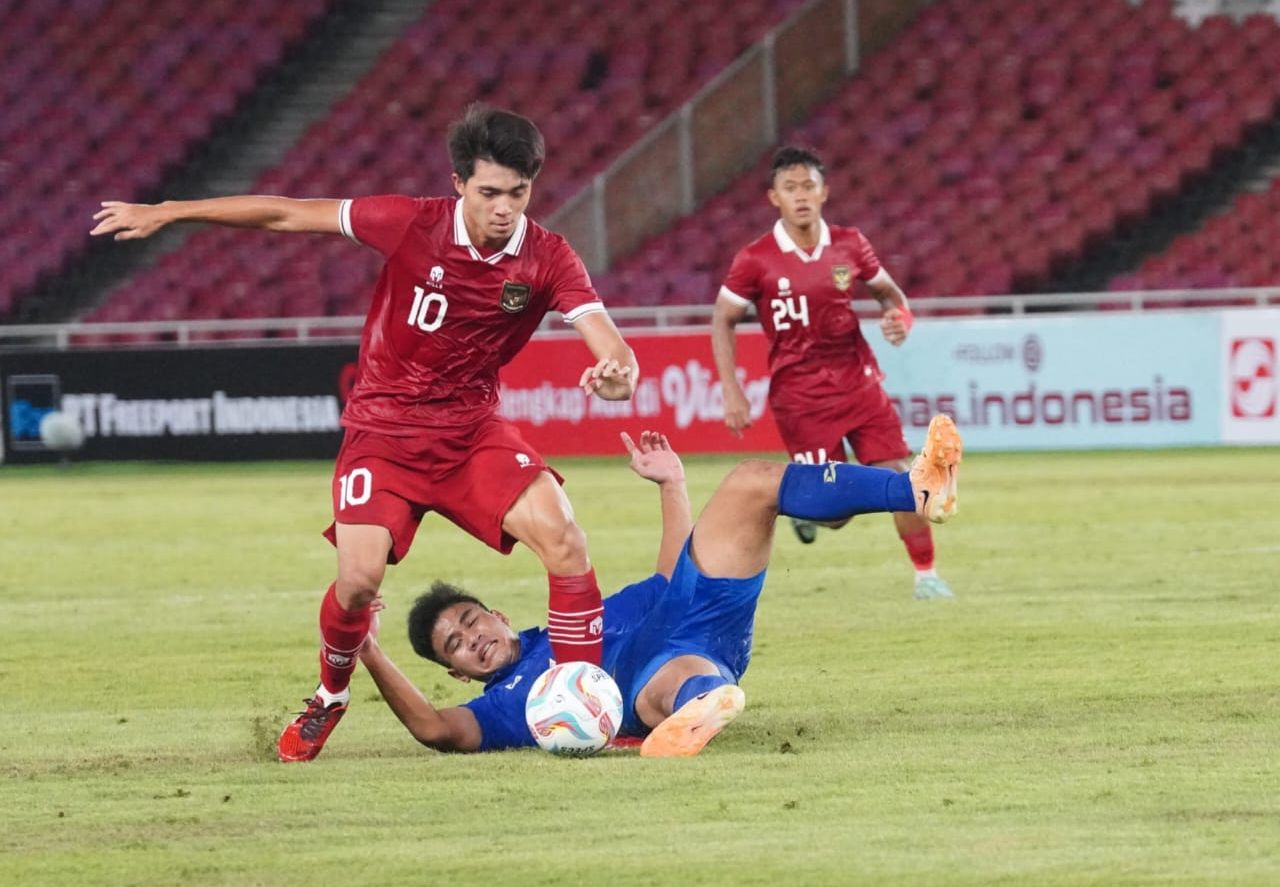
[90,104,639,761]
[357,414,961,757]
[711,146,953,601]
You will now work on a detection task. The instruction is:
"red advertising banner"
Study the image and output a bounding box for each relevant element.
[498,329,783,455]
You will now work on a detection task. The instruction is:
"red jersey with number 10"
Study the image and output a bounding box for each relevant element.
[720,219,885,406]
[337,196,604,434]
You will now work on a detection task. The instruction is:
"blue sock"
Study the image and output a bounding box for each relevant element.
[674,674,730,712]
[777,462,915,521]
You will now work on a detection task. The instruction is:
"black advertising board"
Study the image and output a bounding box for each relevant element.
[0,345,358,463]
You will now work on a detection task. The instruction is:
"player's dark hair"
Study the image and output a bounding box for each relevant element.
[769,145,825,188]
[447,103,545,182]
[407,582,487,665]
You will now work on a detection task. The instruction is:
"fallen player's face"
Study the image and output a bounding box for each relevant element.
[431,601,521,680]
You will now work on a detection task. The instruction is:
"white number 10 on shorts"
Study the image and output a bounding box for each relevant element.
[338,468,372,509]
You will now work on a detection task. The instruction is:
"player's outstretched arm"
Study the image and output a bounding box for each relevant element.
[575,311,639,401]
[90,196,344,241]
[359,636,483,753]
[621,431,691,579]
[710,295,752,437]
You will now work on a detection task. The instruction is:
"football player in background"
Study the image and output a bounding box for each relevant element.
[92,104,638,761]
[358,415,961,756]
[712,146,953,601]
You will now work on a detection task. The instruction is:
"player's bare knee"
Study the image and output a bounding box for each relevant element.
[336,563,385,608]
[726,459,785,508]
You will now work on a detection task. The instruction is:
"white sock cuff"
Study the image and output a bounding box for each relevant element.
[315,684,351,706]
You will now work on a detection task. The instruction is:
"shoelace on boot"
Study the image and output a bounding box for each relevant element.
[297,698,339,741]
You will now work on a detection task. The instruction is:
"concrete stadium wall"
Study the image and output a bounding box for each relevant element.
[858,0,932,56]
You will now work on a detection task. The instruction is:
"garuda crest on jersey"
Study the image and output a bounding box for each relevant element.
[500,280,531,313]
[832,265,852,292]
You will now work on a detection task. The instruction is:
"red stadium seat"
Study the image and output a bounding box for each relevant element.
[2,0,336,318]
[1112,176,1280,291]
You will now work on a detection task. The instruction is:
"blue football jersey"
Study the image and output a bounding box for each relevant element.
[463,573,668,751]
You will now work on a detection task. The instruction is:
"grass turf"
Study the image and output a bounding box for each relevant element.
[1,448,1277,885]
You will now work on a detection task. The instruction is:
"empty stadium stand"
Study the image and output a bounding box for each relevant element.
[69,0,806,329]
[0,0,335,317]
[10,0,1280,328]
[1111,174,1280,291]
[596,0,1280,308]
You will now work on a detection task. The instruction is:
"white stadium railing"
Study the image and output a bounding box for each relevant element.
[0,288,1277,349]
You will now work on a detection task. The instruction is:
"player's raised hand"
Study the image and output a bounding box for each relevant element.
[621,430,685,486]
[722,386,751,438]
[579,357,635,400]
[880,305,914,346]
[90,201,170,241]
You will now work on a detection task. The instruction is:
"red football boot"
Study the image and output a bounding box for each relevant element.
[277,693,347,762]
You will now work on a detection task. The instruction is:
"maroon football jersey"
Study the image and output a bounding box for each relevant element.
[337,196,603,433]
[720,219,886,405]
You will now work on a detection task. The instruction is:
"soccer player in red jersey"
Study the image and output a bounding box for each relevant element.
[711,146,953,601]
[91,104,640,760]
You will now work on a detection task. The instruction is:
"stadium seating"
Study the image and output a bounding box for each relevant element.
[1110,175,1280,294]
[0,0,334,317]
[80,0,807,327]
[595,0,1280,307]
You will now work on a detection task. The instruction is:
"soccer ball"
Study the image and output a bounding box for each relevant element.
[39,411,85,452]
[524,661,624,756]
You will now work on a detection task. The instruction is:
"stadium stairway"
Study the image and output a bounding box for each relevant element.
[13,0,435,325]
[1040,108,1280,294]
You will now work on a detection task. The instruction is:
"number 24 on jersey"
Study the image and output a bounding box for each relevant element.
[771,294,809,330]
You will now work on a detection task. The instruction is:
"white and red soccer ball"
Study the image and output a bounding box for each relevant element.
[524,661,623,756]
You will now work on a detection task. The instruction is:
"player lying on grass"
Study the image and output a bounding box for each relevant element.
[359,415,962,757]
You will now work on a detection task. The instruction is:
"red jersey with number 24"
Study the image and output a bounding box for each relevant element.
[720,219,885,408]
[337,195,604,434]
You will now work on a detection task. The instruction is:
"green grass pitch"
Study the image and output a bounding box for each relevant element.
[1,447,1277,885]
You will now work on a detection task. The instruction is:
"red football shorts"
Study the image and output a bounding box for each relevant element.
[322,417,561,564]
[771,377,910,466]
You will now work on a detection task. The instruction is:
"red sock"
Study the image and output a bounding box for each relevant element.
[318,583,371,695]
[900,526,935,571]
[547,569,603,666]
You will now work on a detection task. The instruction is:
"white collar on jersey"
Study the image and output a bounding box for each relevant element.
[772,218,831,263]
[452,198,528,264]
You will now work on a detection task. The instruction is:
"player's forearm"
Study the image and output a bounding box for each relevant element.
[155,196,338,232]
[867,273,908,311]
[654,480,692,578]
[576,312,641,400]
[360,643,455,748]
[710,319,746,397]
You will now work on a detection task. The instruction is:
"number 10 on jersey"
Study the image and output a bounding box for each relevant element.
[771,294,809,330]
[409,286,448,332]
